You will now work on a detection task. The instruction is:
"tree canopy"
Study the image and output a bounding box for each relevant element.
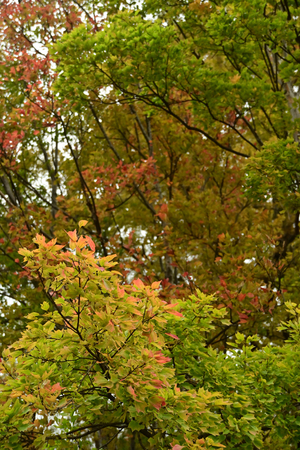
[1,0,300,448]
[1,230,300,449]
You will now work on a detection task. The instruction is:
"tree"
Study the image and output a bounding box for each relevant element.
[1,230,300,449]
[1,0,300,349]
[1,0,300,447]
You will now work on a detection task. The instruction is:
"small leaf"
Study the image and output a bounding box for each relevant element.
[41,301,49,311]
[151,281,161,289]
[166,310,183,318]
[86,235,95,252]
[66,229,77,242]
[165,333,180,340]
[230,73,241,84]
[133,278,144,289]
[127,386,137,397]
[78,220,88,228]
[51,382,64,393]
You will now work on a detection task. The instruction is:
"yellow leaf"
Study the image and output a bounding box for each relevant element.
[230,74,241,84]
[78,220,88,228]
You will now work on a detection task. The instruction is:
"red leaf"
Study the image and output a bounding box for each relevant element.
[156,212,167,221]
[167,310,183,318]
[127,386,136,398]
[152,379,164,388]
[154,352,171,364]
[165,333,180,340]
[171,445,184,450]
[151,281,161,289]
[151,395,166,410]
[220,278,227,287]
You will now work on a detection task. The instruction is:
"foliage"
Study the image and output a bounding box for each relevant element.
[1,0,300,447]
[245,139,300,211]
[1,231,300,449]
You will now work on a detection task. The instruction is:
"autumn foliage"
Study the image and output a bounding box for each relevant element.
[0,230,300,449]
[1,0,300,448]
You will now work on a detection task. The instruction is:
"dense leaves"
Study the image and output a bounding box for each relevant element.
[1,232,300,449]
[1,0,300,448]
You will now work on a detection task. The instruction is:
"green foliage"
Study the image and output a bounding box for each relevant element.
[1,232,300,448]
[245,139,300,212]
[2,0,300,447]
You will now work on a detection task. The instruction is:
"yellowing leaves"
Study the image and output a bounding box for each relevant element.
[66,229,77,242]
[78,219,88,228]
[189,0,211,15]
[85,235,95,252]
[151,281,161,289]
[133,278,144,289]
[230,73,241,84]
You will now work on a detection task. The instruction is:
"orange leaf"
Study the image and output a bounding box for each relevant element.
[66,230,77,242]
[51,382,64,393]
[167,310,184,318]
[164,303,179,309]
[86,235,95,252]
[107,320,114,332]
[230,73,241,84]
[151,281,161,289]
[117,286,125,298]
[133,278,144,289]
